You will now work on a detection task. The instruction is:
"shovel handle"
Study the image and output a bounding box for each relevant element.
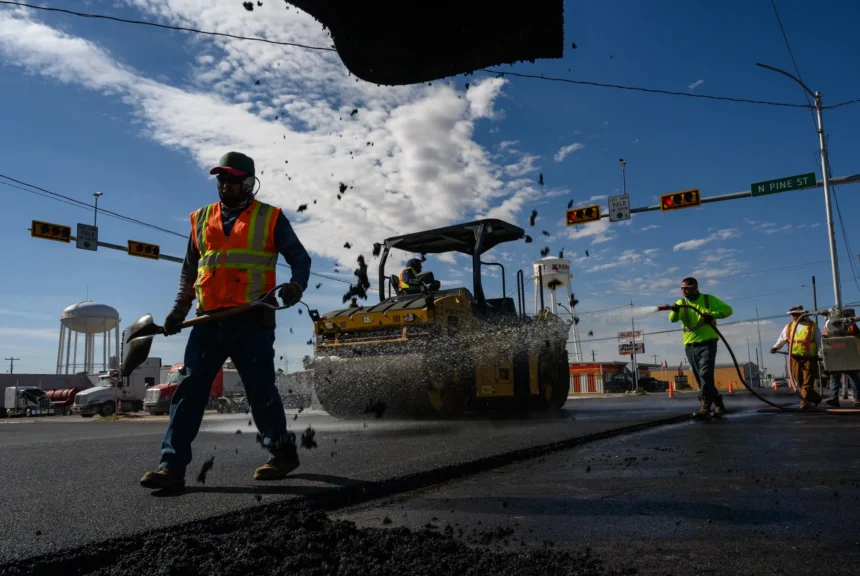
[175,283,292,330]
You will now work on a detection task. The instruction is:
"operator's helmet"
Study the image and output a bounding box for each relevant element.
[406,258,423,274]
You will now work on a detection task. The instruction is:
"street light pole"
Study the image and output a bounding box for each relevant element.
[92,192,103,227]
[756,62,842,310]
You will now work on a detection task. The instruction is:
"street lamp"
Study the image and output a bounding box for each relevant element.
[92,192,103,227]
[619,158,627,195]
[756,62,841,309]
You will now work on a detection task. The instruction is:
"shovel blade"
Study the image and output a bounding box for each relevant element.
[122,334,154,377]
[125,313,160,343]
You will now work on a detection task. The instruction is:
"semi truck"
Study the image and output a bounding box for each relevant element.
[144,362,245,415]
[73,357,161,417]
[4,386,54,417]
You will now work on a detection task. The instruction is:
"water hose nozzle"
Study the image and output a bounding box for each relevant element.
[657,304,671,311]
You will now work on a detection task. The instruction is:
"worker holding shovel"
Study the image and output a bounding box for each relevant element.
[139,152,311,491]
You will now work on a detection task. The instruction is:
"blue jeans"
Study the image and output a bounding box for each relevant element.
[159,316,291,474]
[686,340,719,402]
[829,372,860,400]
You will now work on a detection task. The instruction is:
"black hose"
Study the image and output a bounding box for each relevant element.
[672,304,785,411]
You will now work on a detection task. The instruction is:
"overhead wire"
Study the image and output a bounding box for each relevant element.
[0,1,337,52]
[5,0,860,110]
[2,172,378,291]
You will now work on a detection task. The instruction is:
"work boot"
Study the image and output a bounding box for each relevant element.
[823,396,840,408]
[712,395,727,418]
[799,400,815,410]
[693,398,712,419]
[140,467,185,490]
[254,441,300,481]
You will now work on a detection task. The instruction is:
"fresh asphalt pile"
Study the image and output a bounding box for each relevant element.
[7,502,612,576]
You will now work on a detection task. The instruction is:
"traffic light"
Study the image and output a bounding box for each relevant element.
[127,240,160,260]
[660,189,701,212]
[31,220,71,243]
[565,204,602,226]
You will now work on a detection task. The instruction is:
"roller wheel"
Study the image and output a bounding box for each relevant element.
[425,351,472,419]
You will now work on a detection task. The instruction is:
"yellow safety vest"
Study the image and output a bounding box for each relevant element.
[788,320,817,358]
[399,267,418,290]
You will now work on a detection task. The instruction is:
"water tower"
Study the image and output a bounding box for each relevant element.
[532,257,582,362]
[56,302,121,375]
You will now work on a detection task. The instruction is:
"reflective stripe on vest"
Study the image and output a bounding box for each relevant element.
[788,320,817,357]
[681,294,711,332]
[190,200,280,311]
[400,267,418,290]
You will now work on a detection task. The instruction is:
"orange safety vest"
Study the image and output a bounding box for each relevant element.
[191,200,280,312]
[399,267,419,291]
[787,320,817,357]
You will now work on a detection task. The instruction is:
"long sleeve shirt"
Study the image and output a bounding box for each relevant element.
[172,206,311,317]
[773,321,822,351]
[667,292,733,345]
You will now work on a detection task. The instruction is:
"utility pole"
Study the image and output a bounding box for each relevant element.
[653,354,659,365]
[630,300,639,392]
[591,350,596,362]
[757,63,842,310]
[755,302,765,378]
[92,192,103,227]
[812,276,819,325]
[619,158,628,195]
[5,357,20,374]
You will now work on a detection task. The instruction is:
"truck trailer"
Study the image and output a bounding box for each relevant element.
[144,362,245,415]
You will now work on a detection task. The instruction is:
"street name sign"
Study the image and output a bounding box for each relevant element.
[751,172,816,197]
[76,223,98,251]
[608,194,631,222]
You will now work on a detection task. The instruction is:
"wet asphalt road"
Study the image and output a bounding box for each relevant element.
[0,391,791,566]
[336,408,860,575]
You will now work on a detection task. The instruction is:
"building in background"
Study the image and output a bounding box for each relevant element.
[656,362,761,390]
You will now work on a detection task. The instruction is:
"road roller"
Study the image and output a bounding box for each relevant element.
[312,219,572,419]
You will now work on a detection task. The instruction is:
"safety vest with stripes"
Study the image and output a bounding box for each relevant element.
[400,267,419,291]
[191,200,280,312]
[787,320,817,357]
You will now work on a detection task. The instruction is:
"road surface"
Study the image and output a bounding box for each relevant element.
[0,391,794,572]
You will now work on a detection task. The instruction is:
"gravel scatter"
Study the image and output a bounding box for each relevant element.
[8,505,609,576]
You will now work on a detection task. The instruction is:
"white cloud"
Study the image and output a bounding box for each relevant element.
[585,249,642,272]
[498,140,519,152]
[505,153,541,177]
[0,327,58,340]
[643,248,659,256]
[639,224,660,232]
[688,79,705,91]
[0,6,530,275]
[589,195,608,202]
[553,142,584,162]
[632,138,640,144]
[566,217,614,245]
[0,308,54,320]
[673,229,741,251]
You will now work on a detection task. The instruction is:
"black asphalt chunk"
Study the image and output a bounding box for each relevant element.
[196,456,214,484]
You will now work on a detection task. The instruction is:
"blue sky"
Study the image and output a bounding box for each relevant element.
[2,0,859,378]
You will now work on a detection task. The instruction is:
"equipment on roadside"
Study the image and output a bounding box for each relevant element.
[144,362,246,415]
[311,219,572,419]
[73,360,160,417]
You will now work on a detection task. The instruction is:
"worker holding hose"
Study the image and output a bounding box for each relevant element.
[140,151,312,491]
[667,277,733,419]
[770,305,822,409]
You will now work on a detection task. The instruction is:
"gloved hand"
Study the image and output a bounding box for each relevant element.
[770,347,778,354]
[278,282,303,308]
[163,310,186,336]
[669,305,680,313]
[700,313,715,325]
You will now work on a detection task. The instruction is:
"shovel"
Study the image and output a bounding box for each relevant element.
[121,284,318,377]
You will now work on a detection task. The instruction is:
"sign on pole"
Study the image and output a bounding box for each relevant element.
[751,172,816,197]
[608,194,631,222]
[76,223,98,251]
[109,369,121,383]
[617,330,643,342]
[618,342,645,355]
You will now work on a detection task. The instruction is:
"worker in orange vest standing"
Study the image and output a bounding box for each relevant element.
[821,310,860,408]
[771,305,822,409]
[140,152,311,491]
